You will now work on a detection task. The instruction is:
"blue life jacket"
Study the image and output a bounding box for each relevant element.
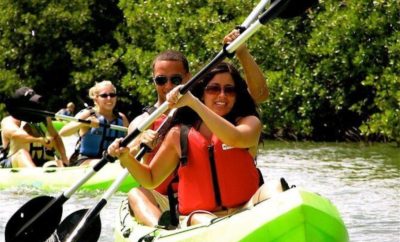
[79,114,125,158]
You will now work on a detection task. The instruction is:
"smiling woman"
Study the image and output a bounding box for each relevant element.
[59,80,129,166]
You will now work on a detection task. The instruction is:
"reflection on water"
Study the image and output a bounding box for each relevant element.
[0,141,399,242]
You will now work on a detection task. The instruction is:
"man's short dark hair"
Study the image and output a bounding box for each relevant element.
[152,50,189,73]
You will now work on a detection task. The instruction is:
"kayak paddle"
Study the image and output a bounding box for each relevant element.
[7,106,128,132]
[4,107,173,242]
[4,156,114,242]
[54,109,176,242]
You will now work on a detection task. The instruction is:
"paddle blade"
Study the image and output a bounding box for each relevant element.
[5,195,63,242]
[56,209,101,242]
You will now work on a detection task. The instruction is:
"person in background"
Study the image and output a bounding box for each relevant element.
[109,62,280,228]
[1,87,68,168]
[59,80,129,166]
[56,102,75,116]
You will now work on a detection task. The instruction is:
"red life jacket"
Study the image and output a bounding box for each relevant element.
[147,114,178,195]
[177,127,260,215]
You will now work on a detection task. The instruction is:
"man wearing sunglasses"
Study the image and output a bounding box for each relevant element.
[126,31,268,227]
[124,50,191,227]
[127,50,191,161]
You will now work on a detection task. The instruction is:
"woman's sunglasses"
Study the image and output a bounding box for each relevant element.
[204,84,236,97]
[98,93,117,98]
[153,75,183,86]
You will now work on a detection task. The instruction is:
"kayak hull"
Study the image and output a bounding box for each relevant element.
[0,162,139,192]
[114,187,348,242]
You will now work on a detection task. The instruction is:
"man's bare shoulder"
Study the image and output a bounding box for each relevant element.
[1,116,22,138]
[1,116,20,127]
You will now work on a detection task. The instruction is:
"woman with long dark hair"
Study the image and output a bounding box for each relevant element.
[109,62,275,227]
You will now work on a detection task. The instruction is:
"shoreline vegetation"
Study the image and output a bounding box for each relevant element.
[0,0,398,145]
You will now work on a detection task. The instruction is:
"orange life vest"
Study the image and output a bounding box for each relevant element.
[177,127,259,215]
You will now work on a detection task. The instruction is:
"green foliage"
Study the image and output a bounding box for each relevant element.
[359,30,400,145]
[0,0,126,111]
[257,0,399,142]
[0,0,398,143]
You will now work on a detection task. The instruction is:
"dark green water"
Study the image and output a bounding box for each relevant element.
[1,141,399,241]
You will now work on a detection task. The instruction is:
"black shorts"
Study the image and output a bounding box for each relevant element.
[70,154,99,166]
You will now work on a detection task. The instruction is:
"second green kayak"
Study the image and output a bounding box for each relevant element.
[0,161,139,192]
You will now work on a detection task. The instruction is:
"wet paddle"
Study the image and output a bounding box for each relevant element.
[54,109,176,242]
[4,156,114,242]
[8,106,128,132]
[55,169,129,242]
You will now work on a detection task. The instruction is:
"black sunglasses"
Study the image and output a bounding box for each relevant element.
[98,93,117,98]
[153,75,183,86]
[204,84,236,97]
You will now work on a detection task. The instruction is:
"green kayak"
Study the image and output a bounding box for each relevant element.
[0,120,136,192]
[0,161,139,192]
[114,187,348,242]
[52,120,68,131]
